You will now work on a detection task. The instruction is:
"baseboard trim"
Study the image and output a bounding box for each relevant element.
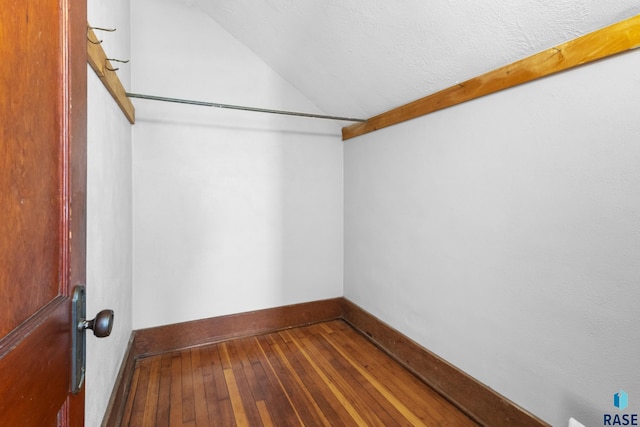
[132,297,344,358]
[101,332,137,427]
[341,298,550,427]
[105,297,548,427]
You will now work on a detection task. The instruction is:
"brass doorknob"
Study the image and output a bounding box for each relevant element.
[81,309,114,338]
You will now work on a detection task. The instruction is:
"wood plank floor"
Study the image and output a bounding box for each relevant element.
[121,320,479,426]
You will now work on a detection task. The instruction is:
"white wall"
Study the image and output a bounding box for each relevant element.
[344,51,640,426]
[131,0,344,329]
[88,2,639,425]
[86,1,133,426]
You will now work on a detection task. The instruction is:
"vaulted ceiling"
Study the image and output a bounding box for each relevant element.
[176,0,640,118]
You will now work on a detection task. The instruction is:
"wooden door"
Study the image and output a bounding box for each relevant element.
[0,0,87,426]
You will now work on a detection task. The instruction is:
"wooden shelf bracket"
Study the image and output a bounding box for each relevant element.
[87,25,135,124]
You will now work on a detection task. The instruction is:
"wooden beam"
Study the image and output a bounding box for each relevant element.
[342,13,640,140]
[87,26,135,124]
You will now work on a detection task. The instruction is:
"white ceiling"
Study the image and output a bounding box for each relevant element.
[178,0,640,118]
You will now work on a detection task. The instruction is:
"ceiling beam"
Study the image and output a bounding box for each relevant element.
[342,13,640,141]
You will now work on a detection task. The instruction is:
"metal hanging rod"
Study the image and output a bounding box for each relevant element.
[125,93,366,123]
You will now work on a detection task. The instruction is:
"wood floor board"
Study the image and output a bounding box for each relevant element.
[120,362,141,426]
[223,368,250,426]
[206,345,230,402]
[214,397,234,427]
[275,331,347,426]
[154,354,173,427]
[169,354,184,426]
[124,320,480,427]
[248,337,302,426]
[200,347,224,424]
[253,335,313,425]
[225,341,264,426]
[239,336,262,365]
[127,358,152,427]
[328,330,447,425]
[180,350,196,424]
[235,343,266,404]
[191,349,211,426]
[255,400,274,427]
[279,330,354,426]
[141,356,162,427]
[292,330,388,427]
[263,333,332,426]
[308,329,413,426]
[218,343,232,370]
[328,322,469,426]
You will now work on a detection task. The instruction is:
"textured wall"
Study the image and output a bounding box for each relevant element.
[86,1,132,426]
[131,0,344,329]
[197,0,640,118]
[344,50,640,426]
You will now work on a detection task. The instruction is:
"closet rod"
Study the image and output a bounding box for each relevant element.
[126,93,366,122]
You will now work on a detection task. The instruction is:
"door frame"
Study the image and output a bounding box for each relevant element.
[62,0,89,424]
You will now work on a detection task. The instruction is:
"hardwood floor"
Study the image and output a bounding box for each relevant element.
[122,320,479,426]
